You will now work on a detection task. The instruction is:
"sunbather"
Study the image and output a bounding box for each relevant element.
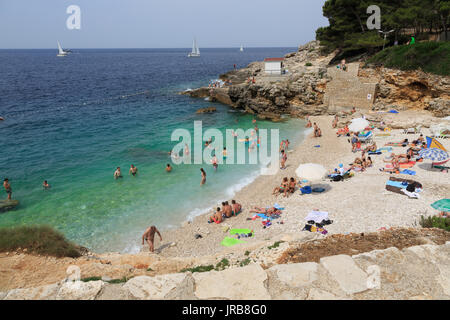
[272,177,289,197]
[209,207,223,223]
[250,206,282,217]
[380,158,400,173]
[287,177,297,195]
[364,142,377,153]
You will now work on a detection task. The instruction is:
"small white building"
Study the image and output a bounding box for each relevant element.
[264,58,285,75]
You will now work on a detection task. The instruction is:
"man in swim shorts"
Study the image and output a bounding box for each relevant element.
[3,178,12,200]
[223,201,233,218]
[142,225,162,253]
[129,164,138,176]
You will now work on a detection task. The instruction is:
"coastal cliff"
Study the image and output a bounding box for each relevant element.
[182,41,450,120]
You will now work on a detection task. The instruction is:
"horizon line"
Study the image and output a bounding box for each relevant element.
[0,45,301,50]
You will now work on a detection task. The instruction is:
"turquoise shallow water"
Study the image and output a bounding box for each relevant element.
[0,48,306,253]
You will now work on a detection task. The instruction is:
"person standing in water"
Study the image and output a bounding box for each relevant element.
[129,164,138,177]
[3,178,12,200]
[142,226,162,253]
[166,164,172,172]
[42,180,51,189]
[200,168,206,186]
[114,167,123,179]
[211,155,218,171]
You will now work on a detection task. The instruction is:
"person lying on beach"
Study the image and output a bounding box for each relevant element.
[114,167,123,179]
[142,225,162,253]
[42,180,51,189]
[272,177,289,197]
[250,206,282,216]
[364,142,377,153]
[336,125,349,137]
[385,139,409,147]
[380,158,400,173]
[166,164,172,172]
[332,115,338,128]
[231,200,242,216]
[412,134,425,145]
[209,207,223,223]
[129,164,138,176]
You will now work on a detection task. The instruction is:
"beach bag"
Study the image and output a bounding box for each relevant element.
[300,186,312,194]
[332,175,343,182]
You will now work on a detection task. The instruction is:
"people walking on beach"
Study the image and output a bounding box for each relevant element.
[280,150,287,169]
[114,167,123,179]
[3,178,12,200]
[129,164,138,177]
[166,164,172,172]
[142,225,162,253]
[200,168,206,186]
[42,180,51,189]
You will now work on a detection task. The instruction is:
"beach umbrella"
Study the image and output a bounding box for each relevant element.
[426,137,447,152]
[295,163,327,181]
[431,199,450,213]
[349,118,370,132]
[418,148,449,162]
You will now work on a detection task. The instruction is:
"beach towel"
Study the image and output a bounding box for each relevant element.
[305,210,329,223]
[400,169,416,176]
[400,188,420,199]
[386,161,416,169]
[368,151,382,155]
[300,186,312,194]
[385,177,422,196]
[230,228,252,235]
[221,236,245,247]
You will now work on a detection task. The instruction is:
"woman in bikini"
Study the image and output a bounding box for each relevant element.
[200,168,206,186]
[272,177,289,197]
[287,177,297,196]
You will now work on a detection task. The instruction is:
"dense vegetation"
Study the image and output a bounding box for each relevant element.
[0,225,82,258]
[317,0,450,55]
[420,216,450,231]
[367,41,450,75]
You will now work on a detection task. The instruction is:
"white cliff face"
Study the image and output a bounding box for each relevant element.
[2,242,449,300]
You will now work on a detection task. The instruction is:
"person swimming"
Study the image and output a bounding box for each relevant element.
[166,163,172,172]
[129,164,138,176]
[42,180,51,189]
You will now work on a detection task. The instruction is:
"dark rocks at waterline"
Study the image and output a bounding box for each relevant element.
[0,200,20,213]
[196,107,217,114]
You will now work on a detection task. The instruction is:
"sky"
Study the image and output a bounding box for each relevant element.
[0,0,328,49]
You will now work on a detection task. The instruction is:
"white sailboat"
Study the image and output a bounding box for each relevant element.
[240,44,244,52]
[57,41,68,57]
[188,38,200,57]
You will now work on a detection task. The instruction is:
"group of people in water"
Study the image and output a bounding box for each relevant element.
[2,178,52,201]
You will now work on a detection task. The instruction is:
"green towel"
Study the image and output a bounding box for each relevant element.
[221,236,245,247]
[229,228,252,235]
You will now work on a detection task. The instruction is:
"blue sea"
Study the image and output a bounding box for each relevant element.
[0,47,306,253]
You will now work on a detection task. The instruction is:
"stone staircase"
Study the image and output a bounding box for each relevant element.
[324,62,378,110]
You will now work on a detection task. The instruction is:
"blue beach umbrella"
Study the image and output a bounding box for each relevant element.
[418,148,449,162]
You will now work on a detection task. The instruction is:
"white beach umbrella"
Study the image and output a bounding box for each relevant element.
[349,118,370,132]
[295,163,327,182]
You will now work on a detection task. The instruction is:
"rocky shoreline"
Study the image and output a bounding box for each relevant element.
[182,40,450,120]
